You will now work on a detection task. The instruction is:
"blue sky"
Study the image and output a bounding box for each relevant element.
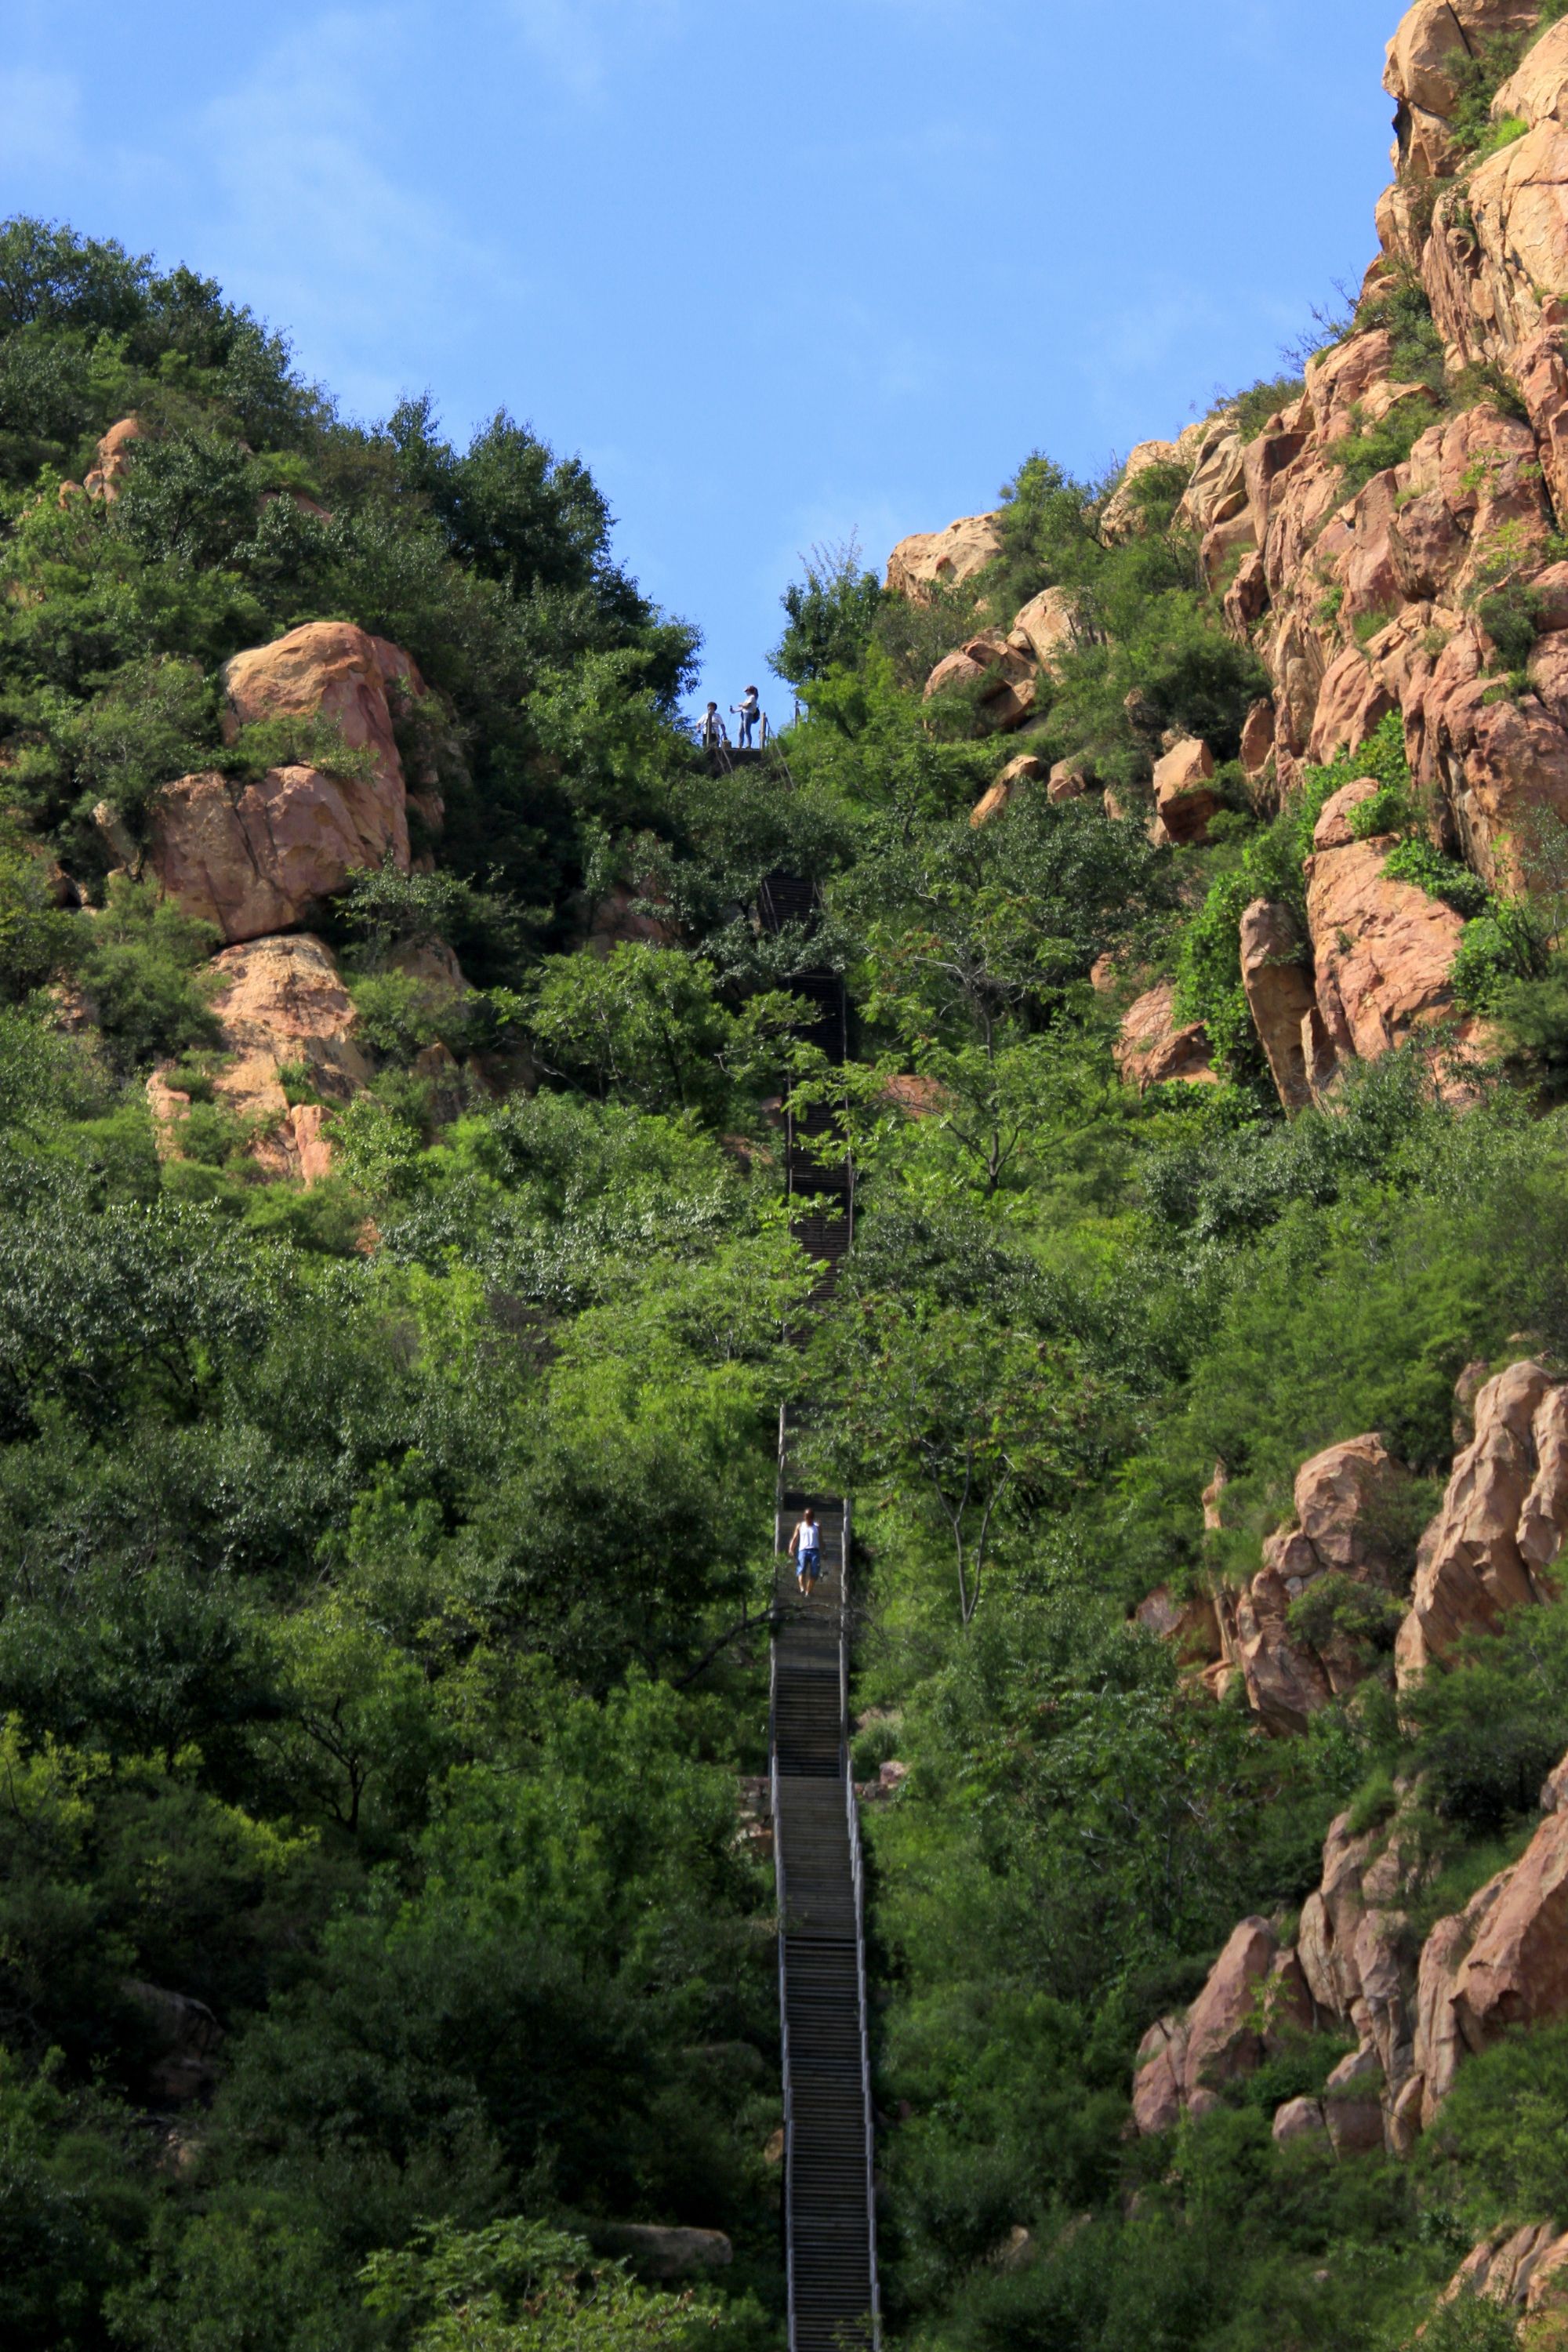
[2,0,1395,724]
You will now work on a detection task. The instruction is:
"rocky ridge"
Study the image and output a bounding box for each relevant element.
[887,0,1568,1112]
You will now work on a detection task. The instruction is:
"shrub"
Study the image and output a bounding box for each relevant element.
[1382,839,1492,920]
[1403,1599,1568,1831]
[1222,375,1308,442]
[1295,712,1415,862]
[74,875,220,1068]
[1355,268,1447,391]
[1450,904,1550,1015]
[1350,782,1416,840]
[1495,947,1568,1087]
[1425,2018,1568,2230]
[1329,393,1441,499]
[1476,579,1544,671]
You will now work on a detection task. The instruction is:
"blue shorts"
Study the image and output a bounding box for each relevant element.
[797,1548,820,1576]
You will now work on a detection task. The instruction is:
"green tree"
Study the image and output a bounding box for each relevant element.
[769,535,884,688]
[361,2219,719,2350]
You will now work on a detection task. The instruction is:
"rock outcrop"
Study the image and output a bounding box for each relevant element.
[924,631,1038,734]
[150,935,370,1186]
[122,1980,223,2106]
[590,2225,733,2281]
[144,623,431,945]
[1305,827,1472,1076]
[1240,898,1318,1112]
[147,763,408,948]
[1114,981,1218,1091]
[921,586,1089,738]
[882,5,1568,1094]
[1101,437,1190,542]
[1397,1358,1568,1681]
[1439,2222,1568,2330]
[886,512,1005,601]
[1415,1800,1568,2125]
[84,415,143,502]
[1161,1717,1568,2153]
[1225,1436,1414,1733]
[1151,739,1218,848]
[1133,1918,1312,2133]
[221,621,423,801]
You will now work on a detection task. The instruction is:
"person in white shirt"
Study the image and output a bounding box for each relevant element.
[699,701,728,750]
[731,685,760,750]
[789,1508,822,1599]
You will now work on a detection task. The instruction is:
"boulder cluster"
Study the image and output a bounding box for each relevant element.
[1134,1354,1568,2159]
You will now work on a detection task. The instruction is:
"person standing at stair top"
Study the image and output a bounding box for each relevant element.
[789,1507,821,1599]
[699,700,728,750]
[731,684,760,750]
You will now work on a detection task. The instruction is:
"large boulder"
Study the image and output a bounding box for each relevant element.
[150,934,370,1187]
[1456,1807,1568,2042]
[1305,833,1471,1071]
[971,753,1049,829]
[1240,898,1317,1112]
[1151,739,1218,848]
[222,621,423,801]
[147,764,409,946]
[1397,1359,1568,1681]
[146,622,426,944]
[1114,980,1218,1091]
[1178,427,1248,538]
[1131,2014,1188,2136]
[1007,586,1081,673]
[122,1979,223,2106]
[1323,2042,1388,2157]
[886,512,1005,601]
[924,632,1038,735]
[590,2225,732,2281]
[208,934,371,1110]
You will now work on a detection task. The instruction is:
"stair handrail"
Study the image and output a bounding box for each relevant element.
[841,1496,882,2350]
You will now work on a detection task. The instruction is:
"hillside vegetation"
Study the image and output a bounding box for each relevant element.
[13,4,1568,2337]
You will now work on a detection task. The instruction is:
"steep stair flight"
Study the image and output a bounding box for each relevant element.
[760,869,880,2350]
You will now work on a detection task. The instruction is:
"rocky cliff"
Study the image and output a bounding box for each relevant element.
[888,0,1568,1116]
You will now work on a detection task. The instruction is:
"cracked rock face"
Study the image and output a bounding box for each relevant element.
[1397,1359,1568,1682]
[147,761,409,946]
[885,512,1006,601]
